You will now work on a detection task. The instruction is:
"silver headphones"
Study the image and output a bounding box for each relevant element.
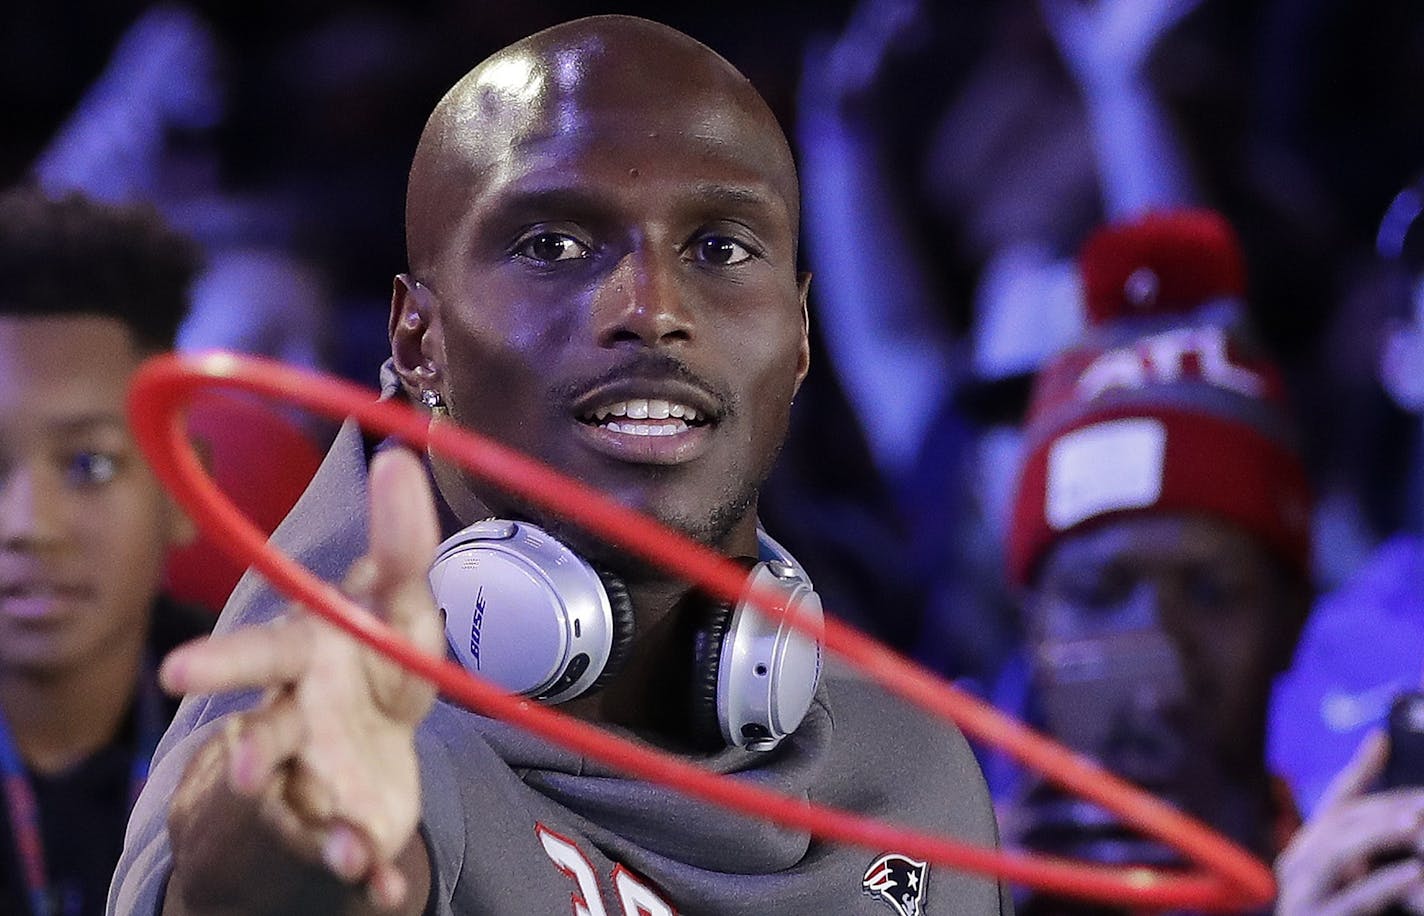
[429,519,824,751]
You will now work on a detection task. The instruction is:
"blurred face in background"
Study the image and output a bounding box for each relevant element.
[1023,513,1301,857]
[0,316,190,678]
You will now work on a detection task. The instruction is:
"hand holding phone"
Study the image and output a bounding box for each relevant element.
[1383,691,1424,789]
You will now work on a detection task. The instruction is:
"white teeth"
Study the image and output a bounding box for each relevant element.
[605,422,682,437]
[588,399,700,423]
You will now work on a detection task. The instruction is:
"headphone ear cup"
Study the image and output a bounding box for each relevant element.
[688,598,735,749]
[590,568,637,692]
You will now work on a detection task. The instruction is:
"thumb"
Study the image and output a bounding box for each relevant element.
[1317,729,1389,815]
[364,447,441,644]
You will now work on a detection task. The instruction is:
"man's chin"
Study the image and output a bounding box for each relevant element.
[534,510,731,582]
[497,497,750,581]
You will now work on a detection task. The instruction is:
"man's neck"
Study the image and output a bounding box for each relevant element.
[560,577,694,735]
[575,508,766,730]
[0,641,144,776]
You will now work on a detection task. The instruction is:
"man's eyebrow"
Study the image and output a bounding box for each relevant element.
[45,412,128,436]
[482,185,615,223]
[482,181,783,224]
[685,182,781,212]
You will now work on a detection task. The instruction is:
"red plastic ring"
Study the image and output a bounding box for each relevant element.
[128,352,1274,911]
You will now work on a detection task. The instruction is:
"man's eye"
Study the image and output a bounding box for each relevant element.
[1058,569,1133,612]
[66,451,119,486]
[690,236,753,266]
[515,232,590,264]
[1184,572,1248,612]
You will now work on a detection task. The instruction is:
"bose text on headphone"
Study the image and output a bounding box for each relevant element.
[429,519,823,751]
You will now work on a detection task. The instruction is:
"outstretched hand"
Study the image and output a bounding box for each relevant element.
[1276,731,1424,915]
[799,0,926,114]
[1039,0,1202,89]
[162,448,444,913]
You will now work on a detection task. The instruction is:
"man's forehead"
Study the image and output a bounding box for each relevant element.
[406,22,797,271]
[0,313,138,352]
[1044,515,1265,574]
[434,62,787,185]
[0,314,140,385]
[429,52,547,166]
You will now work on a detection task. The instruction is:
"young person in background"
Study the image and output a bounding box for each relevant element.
[0,187,210,916]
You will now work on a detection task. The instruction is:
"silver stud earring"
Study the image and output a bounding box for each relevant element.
[420,389,443,409]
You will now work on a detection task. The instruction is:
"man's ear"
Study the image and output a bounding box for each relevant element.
[390,273,444,402]
[793,271,812,394]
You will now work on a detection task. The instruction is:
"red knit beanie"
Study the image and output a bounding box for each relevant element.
[1005,210,1312,586]
[1080,209,1246,326]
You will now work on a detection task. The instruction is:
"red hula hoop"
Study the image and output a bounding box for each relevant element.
[128,352,1275,911]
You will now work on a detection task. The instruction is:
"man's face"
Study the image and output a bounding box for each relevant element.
[0,317,186,676]
[1027,515,1294,791]
[404,61,808,553]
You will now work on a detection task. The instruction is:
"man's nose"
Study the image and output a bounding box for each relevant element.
[0,465,62,550]
[1095,624,1194,787]
[1123,577,1195,633]
[593,246,694,349]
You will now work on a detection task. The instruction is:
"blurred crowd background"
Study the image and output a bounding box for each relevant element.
[10,0,1424,711]
[9,0,1424,892]
[7,0,1424,664]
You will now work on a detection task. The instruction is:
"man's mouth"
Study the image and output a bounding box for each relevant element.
[579,397,710,437]
[571,385,720,465]
[0,580,89,620]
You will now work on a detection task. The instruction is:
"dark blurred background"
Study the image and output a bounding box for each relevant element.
[1,0,854,378]
[7,0,1424,679]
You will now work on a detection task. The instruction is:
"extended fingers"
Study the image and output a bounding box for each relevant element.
[368,858,417,912]
[161,622,312,696]
[361,449,444,654]
[321,821,375,882]
[319,821,418,912]
[367,448,439,601]
[1318,730,1390,814]
[321,824,416,911]
[1278,790,1424,909]
[1318,858,1424,916]
[226,696,307,796]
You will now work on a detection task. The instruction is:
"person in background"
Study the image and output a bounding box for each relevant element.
[1271,174,1424,916]
[1001,210,1312,914]
[792,0,1204,696]
[0,187,211,916]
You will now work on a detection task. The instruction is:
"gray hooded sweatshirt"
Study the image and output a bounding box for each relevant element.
[109,371,1011,916]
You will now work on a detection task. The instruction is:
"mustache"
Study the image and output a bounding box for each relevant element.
[553,352,734,417]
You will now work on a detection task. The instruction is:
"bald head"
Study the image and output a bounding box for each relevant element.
[404,15,799,280]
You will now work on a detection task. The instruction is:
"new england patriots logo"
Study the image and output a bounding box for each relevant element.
[862,853,929,916]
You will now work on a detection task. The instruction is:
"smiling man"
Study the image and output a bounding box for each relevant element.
[111,16,1008,916]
